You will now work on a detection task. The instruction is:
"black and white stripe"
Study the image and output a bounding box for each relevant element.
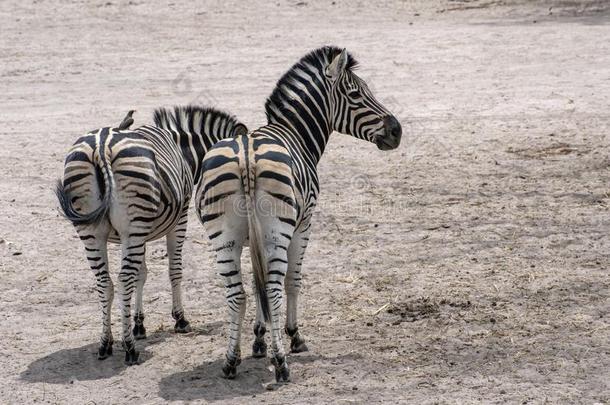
[196,46,402,381]
[56,106,247,364]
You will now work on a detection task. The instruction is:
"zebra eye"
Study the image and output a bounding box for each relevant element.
[348,90,362,100]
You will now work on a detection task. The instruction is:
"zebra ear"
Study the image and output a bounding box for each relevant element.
[326,48,348,81]
[233,123,248,137]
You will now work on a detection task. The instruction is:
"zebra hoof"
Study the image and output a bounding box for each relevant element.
[290,339,309,353]
[124,347,139,366]
[288,330,308,353]
[274,363,291,383]
[174,318,192,333]
[252,339,267,358]
[222,357,240,379]
[272,354,290,383]
[97,341,113,360]
[275,366,290,383]
[122,341,139,365]
[133,323,146,340]
[222,363,237,379]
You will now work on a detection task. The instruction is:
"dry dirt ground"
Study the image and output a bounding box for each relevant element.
[1,0,609,403]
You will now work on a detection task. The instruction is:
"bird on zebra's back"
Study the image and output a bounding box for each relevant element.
[196,46,402,382]
[55,105,248,365]
[117,109,135,130]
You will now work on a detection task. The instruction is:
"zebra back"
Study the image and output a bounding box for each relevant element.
[153,105,248,185]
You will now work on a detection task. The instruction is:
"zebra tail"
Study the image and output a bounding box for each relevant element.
[241,143,271,324]
[246,194,271,324]
[55,144,113,226]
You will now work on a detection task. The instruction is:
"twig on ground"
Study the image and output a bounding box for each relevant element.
[373,303,390,316]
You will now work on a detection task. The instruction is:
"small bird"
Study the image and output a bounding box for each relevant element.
[117,110,135,130]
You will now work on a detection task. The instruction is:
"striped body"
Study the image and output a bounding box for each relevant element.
[64,126,194,243]
[57,106,246,364]
[196,46,402,381]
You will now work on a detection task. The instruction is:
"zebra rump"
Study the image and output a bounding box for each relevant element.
[55,154,112,226]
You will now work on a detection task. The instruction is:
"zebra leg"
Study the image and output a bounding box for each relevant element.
[251,286,267,358]
[81,229,114,360]
[285,225,311,353]
[133,258,148,340]
[202,193,248,379]
[218,245,246,379]
[117,239,145,365]
[264,235,291,382]
[167,215,192,333]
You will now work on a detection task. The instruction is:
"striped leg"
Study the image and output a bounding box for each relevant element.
[262,219,291,382]
[285,223,311,353]
[167,209,191,333]
[251,287,268,358]
[118,239,145,365]
[81,228,114,360]
[203,193,248,379]
[218,245,246,379]
[252,227,296,358]
[133,259,148,340]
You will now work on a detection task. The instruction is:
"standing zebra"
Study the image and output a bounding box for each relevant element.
[196,46,402,381]
[56,106,247,364]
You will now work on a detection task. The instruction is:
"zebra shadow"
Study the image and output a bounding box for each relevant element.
[158,352,362,402]
[19,331,170,384]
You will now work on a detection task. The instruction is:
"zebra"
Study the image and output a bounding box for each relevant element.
[55,105,247,364]
[196,46,402,381]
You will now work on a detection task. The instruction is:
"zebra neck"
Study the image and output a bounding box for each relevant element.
[153,106,241,185]
[178,130,218,185]
[153,126,215,186]
[266,95,333,166]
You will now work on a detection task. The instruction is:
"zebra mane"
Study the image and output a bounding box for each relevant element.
[264,46,358,122]
[152,104,239,137]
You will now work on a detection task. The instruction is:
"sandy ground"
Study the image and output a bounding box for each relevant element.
[1,0,609,403]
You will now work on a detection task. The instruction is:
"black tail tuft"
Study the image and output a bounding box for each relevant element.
[55,179,109,226]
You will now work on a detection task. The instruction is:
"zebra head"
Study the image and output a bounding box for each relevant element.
[326,49,402,151]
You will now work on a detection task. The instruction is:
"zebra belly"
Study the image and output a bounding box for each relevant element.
[106,199,186,244]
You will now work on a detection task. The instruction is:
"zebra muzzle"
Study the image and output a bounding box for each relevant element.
[376,115,402,150]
